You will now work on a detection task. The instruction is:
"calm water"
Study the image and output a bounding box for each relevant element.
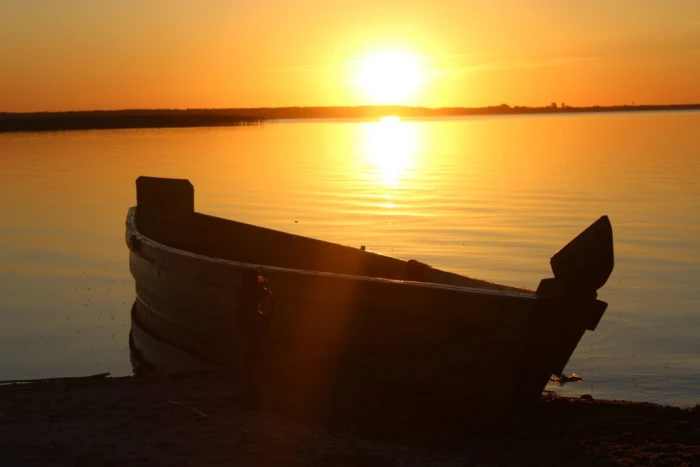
[1,112,699,406]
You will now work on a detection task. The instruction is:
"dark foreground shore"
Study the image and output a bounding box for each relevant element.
[1,375,697,467]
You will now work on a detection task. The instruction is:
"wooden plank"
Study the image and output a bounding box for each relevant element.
[128,198,532,294]
[130,305,225,375]
[134,284,234,338]
[132,294,530,409]
[129,251,241,316]
[132,280,537,385]
[128,208,540,326]
[131,245,537,348]
[136,176,194,216]
[132,297,240,367]
[550,215,614,293]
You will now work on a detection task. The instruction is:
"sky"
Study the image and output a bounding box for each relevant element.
[1,0,699,112]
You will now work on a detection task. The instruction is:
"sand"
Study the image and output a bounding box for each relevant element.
[1,374,698,466]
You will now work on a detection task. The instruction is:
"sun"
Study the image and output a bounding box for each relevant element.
[353,50,424,104]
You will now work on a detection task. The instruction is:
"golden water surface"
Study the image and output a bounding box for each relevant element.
[1,111,699,405]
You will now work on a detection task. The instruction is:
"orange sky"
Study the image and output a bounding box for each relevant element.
[1,0,699,112]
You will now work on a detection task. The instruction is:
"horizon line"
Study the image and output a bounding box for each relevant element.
[3,102,700,115]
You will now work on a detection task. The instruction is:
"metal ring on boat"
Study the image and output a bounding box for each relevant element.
[255,270,275,317]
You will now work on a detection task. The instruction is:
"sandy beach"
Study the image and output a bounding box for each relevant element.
[1,374,697,466]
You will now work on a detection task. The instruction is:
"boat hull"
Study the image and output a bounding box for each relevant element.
[125,176,611,414]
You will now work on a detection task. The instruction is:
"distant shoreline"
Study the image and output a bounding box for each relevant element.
[0,109,265,133]
[244,103,700,120]
[2,104,699,132]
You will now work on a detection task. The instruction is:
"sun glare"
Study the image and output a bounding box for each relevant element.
[353,51,424,104]
[362,116,420,186]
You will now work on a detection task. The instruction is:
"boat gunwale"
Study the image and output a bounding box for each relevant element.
[126,206,538,300]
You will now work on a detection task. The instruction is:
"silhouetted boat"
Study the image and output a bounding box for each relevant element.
[126,176,614,414]
[129,301,224,377]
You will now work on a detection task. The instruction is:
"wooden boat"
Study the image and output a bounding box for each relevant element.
[129,300,224,377]
[126,176,614,415]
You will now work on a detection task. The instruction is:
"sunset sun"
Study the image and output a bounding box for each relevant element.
[353,51,425,104]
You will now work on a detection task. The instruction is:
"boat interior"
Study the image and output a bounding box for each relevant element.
[132,176,615,297]
[134,208,531,294]
[132,173,531,298]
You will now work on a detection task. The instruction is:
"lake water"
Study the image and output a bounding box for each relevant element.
[1,112,699,406]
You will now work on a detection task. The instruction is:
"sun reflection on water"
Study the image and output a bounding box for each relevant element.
[361,116,421,187]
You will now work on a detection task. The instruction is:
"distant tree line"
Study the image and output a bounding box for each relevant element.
[195,103,700,120]
[0,109,264,133]
[2,104,698,132]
